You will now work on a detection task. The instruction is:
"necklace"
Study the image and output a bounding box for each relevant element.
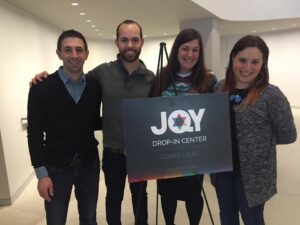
[229,94,242,103]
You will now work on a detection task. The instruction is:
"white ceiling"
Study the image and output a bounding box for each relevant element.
[192,0,300,21]
[4,0,300,39]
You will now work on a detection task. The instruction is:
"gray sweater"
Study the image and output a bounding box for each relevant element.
[216,81,297,207]
[89,56,155,152]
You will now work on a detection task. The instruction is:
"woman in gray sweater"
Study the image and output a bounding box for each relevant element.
[214,35,297,225]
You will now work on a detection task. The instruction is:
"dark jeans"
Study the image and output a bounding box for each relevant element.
[215,172,265,225]
[45,159,100,225]
[102,148,148,225]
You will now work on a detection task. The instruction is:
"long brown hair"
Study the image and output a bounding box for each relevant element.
[223,35,269,107]
[154,28,211,96]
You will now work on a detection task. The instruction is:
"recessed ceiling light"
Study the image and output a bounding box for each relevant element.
[71,3,79,6]
[163,33,168,36]
[91,25,96,28]
[272,27,277,30]
[86,19,92,23]
[94,29,99,32]
[79,12,86,16]
[292,24,297,27]
[252,30,257,33]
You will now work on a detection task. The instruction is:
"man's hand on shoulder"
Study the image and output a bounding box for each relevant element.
[37,176,54,202]
[29,71,49,87]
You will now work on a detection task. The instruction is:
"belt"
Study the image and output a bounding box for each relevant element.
[105,146,124,154]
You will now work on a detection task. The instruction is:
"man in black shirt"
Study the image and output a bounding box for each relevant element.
[27,30,101,225]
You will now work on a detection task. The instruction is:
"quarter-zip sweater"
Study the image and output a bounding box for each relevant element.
[89,56,155,152]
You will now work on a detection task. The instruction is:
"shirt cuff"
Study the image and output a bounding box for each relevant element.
[35,166,48,179]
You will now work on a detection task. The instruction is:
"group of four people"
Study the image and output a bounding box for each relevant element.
[27,19,297,225]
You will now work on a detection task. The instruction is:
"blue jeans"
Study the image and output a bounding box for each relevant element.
[102,148,148,225]
[215,172,265,225]
[45,159,100,225]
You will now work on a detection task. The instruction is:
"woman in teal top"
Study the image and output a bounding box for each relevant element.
[153,28,216,225]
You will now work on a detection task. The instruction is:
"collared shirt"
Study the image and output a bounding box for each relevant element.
[35,67,86,179]
[58,66,86,103]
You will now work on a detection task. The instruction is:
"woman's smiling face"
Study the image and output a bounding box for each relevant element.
[178,39,200,73]
[232,47,263,89]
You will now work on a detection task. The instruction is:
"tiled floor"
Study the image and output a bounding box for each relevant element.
[1,109,299,225]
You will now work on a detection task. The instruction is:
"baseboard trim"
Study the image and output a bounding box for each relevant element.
[0,172,34,206]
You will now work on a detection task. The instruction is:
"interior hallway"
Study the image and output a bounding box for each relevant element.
[1,109,299,225]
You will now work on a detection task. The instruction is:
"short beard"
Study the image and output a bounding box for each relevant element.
[119,48,141,62]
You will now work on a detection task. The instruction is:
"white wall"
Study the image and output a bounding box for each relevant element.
[140,36,176,73]
[192,0,300,21]
[0,1,60,204]
[85,38,116,71]
[220,29,300,107]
